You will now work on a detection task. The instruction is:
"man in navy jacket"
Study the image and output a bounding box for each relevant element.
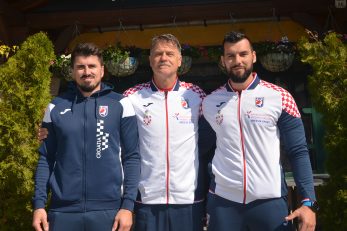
[32,43,140,231]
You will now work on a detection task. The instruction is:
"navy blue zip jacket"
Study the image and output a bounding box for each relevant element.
[33,82,140,212]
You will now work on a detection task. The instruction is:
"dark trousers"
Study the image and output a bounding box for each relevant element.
[48,209,118,231]
[207,193,292,231]
[133,201,205,231]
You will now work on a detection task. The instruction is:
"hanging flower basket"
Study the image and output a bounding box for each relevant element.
[259,52,295,72]
[254,37,296,72]
[103,44,140,77]
[50,54,73,81]
[178,56,192,75]
[105,57,139,77]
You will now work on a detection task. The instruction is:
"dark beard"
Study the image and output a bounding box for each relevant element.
[78,83,100,93]
[227,66,253,83]
[77,76,101,93]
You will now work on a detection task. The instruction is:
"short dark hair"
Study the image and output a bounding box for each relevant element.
[223,31,253,50]
[150,34,181,55]
[71,43,103,66]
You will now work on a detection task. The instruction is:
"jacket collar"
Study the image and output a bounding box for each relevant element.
[226,72,260,92]
[150,78,180,92]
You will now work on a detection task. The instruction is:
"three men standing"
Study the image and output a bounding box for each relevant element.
[33,32,317,231]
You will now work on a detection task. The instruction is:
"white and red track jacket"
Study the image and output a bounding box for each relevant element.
[202,73,316,204]
[124,79,207,204]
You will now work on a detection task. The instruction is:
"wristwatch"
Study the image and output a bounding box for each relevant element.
[302,200,319,213]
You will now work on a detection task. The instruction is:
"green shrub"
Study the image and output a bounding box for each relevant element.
[298,32,347,230]
[0,32,55,230]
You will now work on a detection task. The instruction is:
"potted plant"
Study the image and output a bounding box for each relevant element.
[253,36,296,72]
[102,43,139,77]
[50,53,73,81]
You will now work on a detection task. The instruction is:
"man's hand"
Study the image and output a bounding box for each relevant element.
[285,205,316,231]
[32,208,49,231]
[38,127,48,142]
[112,209,133,231]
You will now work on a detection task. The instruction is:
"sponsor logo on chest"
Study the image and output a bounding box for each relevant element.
[245,111,274,126]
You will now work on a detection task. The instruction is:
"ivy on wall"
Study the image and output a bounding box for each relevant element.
[0,32,55,230]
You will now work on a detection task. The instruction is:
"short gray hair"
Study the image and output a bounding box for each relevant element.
[150,34,182,54]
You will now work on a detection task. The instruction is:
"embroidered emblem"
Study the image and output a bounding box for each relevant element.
[216,102,226,107]
[60,109,71,115]
[143,102,153,107]
[180,97,189,109]
[143,110,152,125]
[216,109,223,125]
[99,106,108,117]
[255,97,264,108]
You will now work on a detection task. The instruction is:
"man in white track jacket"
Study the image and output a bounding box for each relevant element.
[203,32,317,231]
[124,34,214,231]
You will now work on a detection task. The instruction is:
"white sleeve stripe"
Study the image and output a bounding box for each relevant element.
[43,103,55,123]
[120,97,136,118]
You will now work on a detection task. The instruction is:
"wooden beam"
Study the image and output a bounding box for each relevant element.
[24,2,273,29]
[22,0,343,34]
[7,0,48,12]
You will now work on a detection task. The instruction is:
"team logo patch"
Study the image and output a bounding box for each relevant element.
[216,109,223,125]
[99,106,108,117]
[255,97,264,107]
[180,97,189,109]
